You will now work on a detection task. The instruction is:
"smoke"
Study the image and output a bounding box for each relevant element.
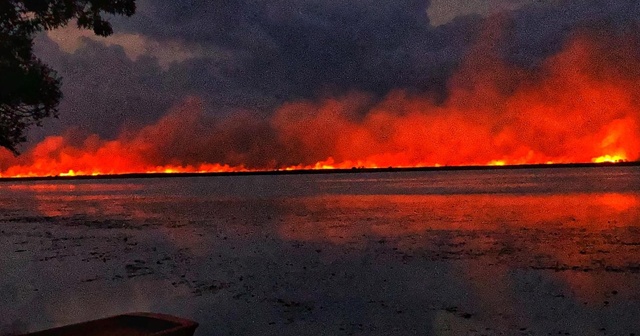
[0,98,278,175]
[7,1,640,175]
[270,25,640,167]
[24,0,640,148]
[2,22,640,176]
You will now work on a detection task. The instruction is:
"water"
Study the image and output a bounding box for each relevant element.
[1,167,640,335]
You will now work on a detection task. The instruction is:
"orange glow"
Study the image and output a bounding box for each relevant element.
[1,30,639,178]
[276,192,640,298]
[277,193,640,244]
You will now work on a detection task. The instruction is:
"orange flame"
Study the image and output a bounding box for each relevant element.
[0,30,639,178]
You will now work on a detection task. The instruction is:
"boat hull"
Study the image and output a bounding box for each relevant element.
[21,312,199,336]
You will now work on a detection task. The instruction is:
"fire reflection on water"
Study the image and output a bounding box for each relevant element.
[2,169,640,334]
[278,192,640,303]
[278,193,640,241]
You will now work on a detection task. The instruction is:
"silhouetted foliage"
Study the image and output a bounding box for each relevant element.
[0,0,136,154]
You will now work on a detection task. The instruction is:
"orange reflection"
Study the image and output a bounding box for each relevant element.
[278,192,640,299]
[279,193,640,242]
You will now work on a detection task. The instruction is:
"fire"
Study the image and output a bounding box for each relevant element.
[59,170,77,177]
[593,154,626,163]
[1,29,640,178]
[487,160,506,166]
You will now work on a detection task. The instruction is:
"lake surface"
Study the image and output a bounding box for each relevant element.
[1,167,640,335]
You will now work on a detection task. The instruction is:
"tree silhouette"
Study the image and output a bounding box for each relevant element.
[0,0,136,154]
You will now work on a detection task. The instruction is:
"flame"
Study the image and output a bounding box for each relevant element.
[593,154,626,163]
[1,29,640,178]
[487,160,506,166]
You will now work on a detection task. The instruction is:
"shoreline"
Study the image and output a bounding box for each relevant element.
[0,160,637,183]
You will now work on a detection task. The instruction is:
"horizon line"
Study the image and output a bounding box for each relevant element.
[0,161,638,183]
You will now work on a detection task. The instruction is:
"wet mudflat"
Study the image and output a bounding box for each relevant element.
[1,167,640,335]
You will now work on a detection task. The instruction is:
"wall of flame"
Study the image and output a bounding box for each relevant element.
[1,29,639,177]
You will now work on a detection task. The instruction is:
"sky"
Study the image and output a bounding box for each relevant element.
[31,0,556,140]
[3,0,640,175]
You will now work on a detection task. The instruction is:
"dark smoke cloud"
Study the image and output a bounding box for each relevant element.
[31,36,177,142]
[116,0,472,97]
[501,0,640,66]
[27,0,640,151]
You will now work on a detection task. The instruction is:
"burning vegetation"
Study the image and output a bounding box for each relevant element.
[1,28,638,178]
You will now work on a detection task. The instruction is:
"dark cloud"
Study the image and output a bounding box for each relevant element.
[500,0,640,66]
[120,0,469,97]
[32,36,177,142]
[427,0,534,26]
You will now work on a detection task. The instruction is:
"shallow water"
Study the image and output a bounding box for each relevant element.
[1,167,640,335]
